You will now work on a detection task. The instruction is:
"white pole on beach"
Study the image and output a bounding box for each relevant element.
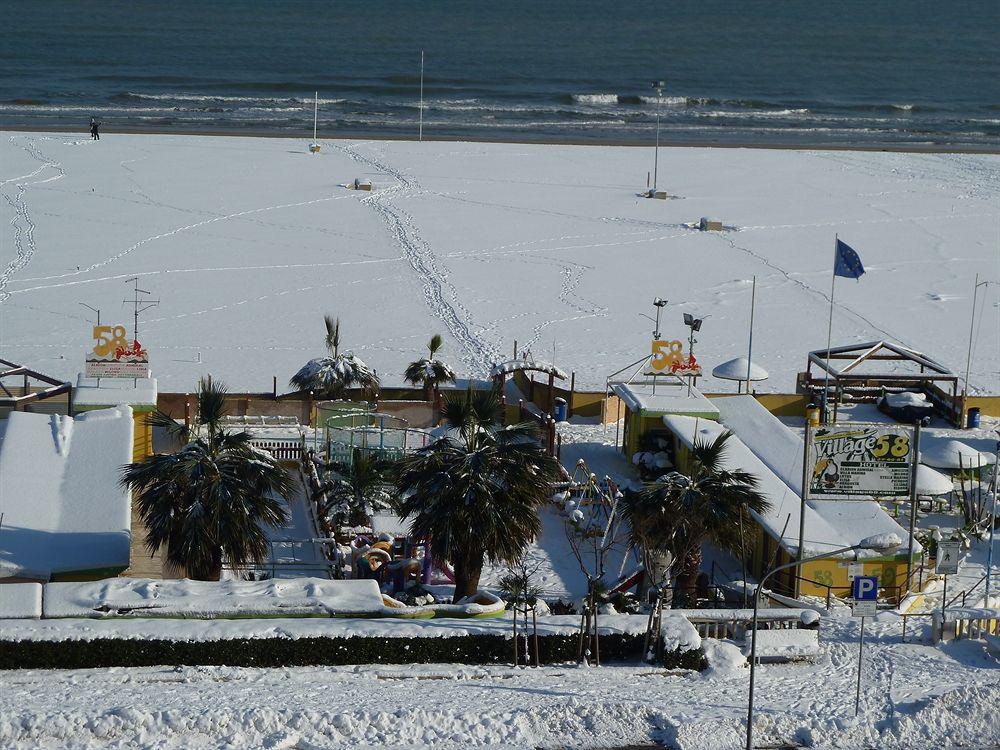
[745,275,756,395]
[651,81,664,194]
[312,91,318,146]
[419,50,425,142]
[821,235,838,424]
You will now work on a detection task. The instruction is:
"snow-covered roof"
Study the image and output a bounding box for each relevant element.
[0,407,133,580]
[711,357,769,382]
[74,374,157,408]
[920,438,996,470]
[611,380,719,419]
[667,398,916,558]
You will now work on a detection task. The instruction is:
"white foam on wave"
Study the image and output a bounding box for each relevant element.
[637,95,697,106]
[571,93,619,104]
[124,92,346,106]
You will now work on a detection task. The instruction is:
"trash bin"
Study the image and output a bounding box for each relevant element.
[553,397,567,422]
[806,403,821,427]
[967,407,981,429]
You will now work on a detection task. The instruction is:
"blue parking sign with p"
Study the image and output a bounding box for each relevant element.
[852,575,878,601]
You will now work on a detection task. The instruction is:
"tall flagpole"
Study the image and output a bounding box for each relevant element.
[745,275,756,395]
[822,235,838,424]
[419,51,425,142]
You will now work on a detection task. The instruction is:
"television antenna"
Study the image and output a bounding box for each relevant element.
[122,278,159,344]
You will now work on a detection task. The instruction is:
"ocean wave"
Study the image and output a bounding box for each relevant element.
[116,92,346,106]
[570,93,619,104]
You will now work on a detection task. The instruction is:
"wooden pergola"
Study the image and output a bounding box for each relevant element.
[800,341,961,425]
[0,358,73,413]
[490,357,568,417]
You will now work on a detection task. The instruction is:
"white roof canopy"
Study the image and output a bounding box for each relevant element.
[712,357,769,382]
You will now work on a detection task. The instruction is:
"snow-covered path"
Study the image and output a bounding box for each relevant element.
[1,615,997,750]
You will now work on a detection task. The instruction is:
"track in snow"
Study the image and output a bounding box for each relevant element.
[0,137,66,301]
[335,142,501,375]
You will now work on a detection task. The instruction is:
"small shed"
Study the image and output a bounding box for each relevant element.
[610,375,720,457]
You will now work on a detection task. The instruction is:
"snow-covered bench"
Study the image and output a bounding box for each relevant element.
[743,627,821,663]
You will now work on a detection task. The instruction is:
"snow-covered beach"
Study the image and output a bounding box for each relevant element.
[2,132,997,394]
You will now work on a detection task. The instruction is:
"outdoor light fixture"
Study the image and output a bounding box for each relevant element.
[683,313,703,332]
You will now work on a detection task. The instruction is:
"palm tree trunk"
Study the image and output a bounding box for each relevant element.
[452,552,483,603]
[674,546,702,607]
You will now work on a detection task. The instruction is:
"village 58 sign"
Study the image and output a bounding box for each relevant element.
[807,423,913,497]
[85,324,149,378]
[645,339,701,376]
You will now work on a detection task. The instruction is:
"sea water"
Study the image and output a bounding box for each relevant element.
[1,0,998,148]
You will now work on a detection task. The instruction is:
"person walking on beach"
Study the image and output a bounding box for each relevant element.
[90,118,100,140]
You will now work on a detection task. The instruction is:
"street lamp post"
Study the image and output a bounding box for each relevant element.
[962,274,993,419]
[745,536,901,750]
[651,81,665,195]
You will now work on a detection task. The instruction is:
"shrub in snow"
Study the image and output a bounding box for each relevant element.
[403,334,457,402]
[289,315,380,398]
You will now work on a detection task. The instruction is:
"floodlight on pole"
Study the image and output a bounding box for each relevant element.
[683,313,705,396]
[652,297,668,339]
[745,535,902,750]
[651,80,665,194]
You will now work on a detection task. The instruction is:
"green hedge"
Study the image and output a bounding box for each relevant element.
[0,633,703,671]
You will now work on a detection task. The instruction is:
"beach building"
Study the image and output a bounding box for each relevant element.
[659,396,916,601]
[0,407,133,582]
[73,375,158,462]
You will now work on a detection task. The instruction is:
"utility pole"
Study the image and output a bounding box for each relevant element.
[122,278,159,345]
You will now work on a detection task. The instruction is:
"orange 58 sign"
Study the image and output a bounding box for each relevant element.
[85,324,149,378]
[645,339,702,376]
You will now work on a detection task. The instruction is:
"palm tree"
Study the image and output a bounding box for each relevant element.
[120,378,294,580]
[620,431,769,606]
[395,387,561,602]
[403,334,457,403]
[290,315,380,399]
[320,448,396,529]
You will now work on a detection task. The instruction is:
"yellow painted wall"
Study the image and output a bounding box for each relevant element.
[132,410,153,462]
[800,556,911,602]
[966,395,1000,418]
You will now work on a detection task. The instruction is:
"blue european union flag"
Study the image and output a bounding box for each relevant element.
[834,239,865,280]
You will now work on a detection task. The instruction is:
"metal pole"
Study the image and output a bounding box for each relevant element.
[940,574,948,641]
[796,422,811,598]
[686,326,696,397]
[905,424,922,593]
[985,433,999,604]
[653,88,661,193]
[962,273,979,413]
[822,236,838,424]
[418,51,425,142]
[746,275,756,393]
[854,616,865,715]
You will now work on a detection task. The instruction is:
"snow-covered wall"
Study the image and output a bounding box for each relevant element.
[0,408,133,580]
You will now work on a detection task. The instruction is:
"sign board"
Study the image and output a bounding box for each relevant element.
[807,423,914,498]
[935,540,962,575]
[644,339,702,377]
[847,563,865,581]
[851,575,878,617]
[85,324,149,378]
